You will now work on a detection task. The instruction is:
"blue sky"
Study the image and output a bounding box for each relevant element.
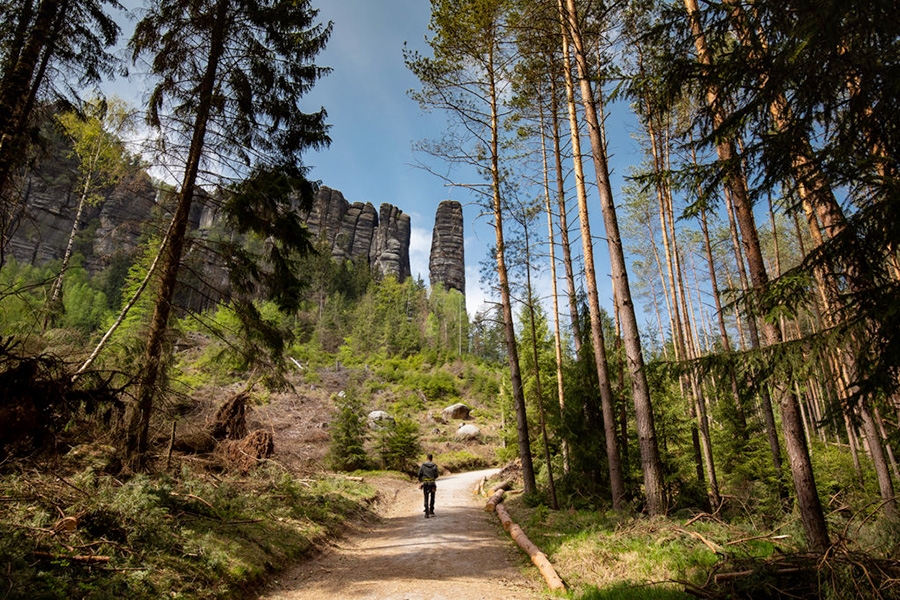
[302,1,497,316]
[112,0,646,321]
[305,1,644,320]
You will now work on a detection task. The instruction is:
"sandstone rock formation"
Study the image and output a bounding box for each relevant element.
[429,200,465,295]
[441,403,471,421]
[301,186,411,281]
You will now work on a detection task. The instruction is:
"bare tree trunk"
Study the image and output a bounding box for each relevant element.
[541,88,570,475]
[557,2,625,509]
[0,0,68,198]
[484,38,537,496]
[698,203,747,434]
[124,0,229,469]
[524,212,558,509]
[564,0,665,515]
[549,78,582,354]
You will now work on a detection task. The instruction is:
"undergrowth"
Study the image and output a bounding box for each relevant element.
[0,461,380,599]
[501,494,900,599]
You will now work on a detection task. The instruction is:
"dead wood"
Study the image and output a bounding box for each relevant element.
[490,480,512,493]
[495,502,513,532]
[485,488,505,512]
[489,500,565,593]
[508,523,566,592]
[208,391,249,441]
[33,551,111,563]
[172,431,217,454]
[673,527,724,554]
[221,429,274,473]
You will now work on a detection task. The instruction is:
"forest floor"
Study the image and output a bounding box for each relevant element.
[255,468,545,600]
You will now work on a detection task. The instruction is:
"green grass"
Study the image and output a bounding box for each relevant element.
[0,463,381,599]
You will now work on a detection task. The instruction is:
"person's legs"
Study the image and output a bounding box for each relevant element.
[425,483,435,516]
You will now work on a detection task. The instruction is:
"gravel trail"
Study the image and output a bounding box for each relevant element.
[256,468,544,600]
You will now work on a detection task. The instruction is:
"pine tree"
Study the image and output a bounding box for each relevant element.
[123,0,331,468]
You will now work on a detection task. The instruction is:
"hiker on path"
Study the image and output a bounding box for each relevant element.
[417,454,438,517]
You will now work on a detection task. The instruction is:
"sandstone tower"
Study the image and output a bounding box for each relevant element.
[428,200,465,295]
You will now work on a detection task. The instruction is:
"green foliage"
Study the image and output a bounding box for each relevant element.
[0,259,55,335]
[61,272,110,334]
[436,449,488,472]
[327,388,370,471]
[345,276,426,358]
[0,465,379,599]
[376,417,421,472]
[419,369,460,401]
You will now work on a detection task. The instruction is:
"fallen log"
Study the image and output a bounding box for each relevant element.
[495,502,513,532]
[485,488,505,512]
[508,522,566,592]
[491,480,512,493]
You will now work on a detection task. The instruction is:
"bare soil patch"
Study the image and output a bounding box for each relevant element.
[255,469,545,600]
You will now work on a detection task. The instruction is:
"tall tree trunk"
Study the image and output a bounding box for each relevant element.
[564,0,666,515]
[549,77,582,354]
[557,2,625,509]
[0,0,68,199]
[524,212,558,509]
[541,87,570,474]
[699,204,747,434]
[485,37,536,496]
[124,0,229,469]
[724,0,896,518]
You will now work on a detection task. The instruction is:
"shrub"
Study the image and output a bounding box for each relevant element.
[327,389,369,471]
[377,418,421,472]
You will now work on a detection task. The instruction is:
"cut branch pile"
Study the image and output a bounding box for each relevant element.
[680,544,900,599]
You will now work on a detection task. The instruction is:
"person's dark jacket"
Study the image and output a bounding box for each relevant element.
[418,461,438,482]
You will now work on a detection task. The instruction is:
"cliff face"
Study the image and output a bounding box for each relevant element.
[7,175,465,303]
[301,186,411,281]
[429,200,465,295]
[6,160,157,272]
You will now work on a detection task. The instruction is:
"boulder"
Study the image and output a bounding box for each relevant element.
[367,410,395,429]
[442,402,471,421]
[456,424,482,440]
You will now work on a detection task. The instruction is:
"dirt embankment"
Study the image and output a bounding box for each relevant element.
[256,469,544,600]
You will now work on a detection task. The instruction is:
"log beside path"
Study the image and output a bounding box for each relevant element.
[483,486,567,593]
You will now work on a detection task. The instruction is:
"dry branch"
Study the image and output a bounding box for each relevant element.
[33,551,111,563]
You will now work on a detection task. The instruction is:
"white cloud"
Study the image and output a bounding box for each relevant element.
[465,264,493,318]
[409,226,432,283]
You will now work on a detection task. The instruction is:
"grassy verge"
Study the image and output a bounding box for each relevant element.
[0,461,384,599]
[501,495,900,599]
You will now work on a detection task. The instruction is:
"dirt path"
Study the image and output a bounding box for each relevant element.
[257,469,544,600]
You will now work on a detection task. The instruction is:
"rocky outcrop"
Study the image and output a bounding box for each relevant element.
[442,403,471,421]
[302,186,411,281]
[372,203,412,282]
[6,162,157,273]
[429,200,465,295]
